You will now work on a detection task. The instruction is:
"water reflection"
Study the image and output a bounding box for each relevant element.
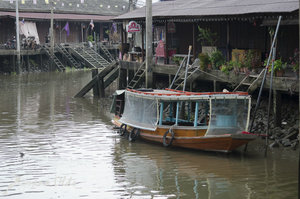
[112,134,298,199]
[0,72,297,199]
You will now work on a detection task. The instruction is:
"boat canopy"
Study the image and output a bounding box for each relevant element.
[119,89,251,133]
[206,97,251,136]
[119,90,159,131]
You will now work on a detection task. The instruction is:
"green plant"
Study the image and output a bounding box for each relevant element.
[292,62,299,72]
[197,26,218,46]
[172,56,184,65]
[210,50,225,69]
[220,62,234,75]
[87,35,94,42]
[227,60,241,73]
[198,53,211,70]
[243,50,260,69]
[266,59,287,73]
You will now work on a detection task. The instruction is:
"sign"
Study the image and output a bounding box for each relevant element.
[126,21,141,33]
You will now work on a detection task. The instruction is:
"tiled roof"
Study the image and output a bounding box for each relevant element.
[0,0,129,16]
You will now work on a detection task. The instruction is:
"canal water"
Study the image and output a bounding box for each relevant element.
[0,71,298,199]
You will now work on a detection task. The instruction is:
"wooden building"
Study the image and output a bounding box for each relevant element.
[0,0,129,45]
[114,0,299,63]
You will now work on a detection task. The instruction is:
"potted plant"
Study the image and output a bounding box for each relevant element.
[266,59,287,77]
[209,50,225,70]
[220,62,234,75]
[172,56,184,65]
[197,26,218,56]
[198,53,211,70]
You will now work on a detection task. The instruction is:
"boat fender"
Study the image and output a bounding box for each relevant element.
[119,124,127,136]
[163,128,175,147]
[128,128,140,142]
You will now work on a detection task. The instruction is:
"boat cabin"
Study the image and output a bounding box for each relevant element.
[112,89,251,136]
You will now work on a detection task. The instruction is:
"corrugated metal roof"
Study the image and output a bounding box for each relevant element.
[0,11,113,21]
[115,0,299,20]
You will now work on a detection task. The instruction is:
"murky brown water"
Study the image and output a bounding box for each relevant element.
[0,71,298,199]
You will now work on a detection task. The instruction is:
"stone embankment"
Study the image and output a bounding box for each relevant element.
[251,97,299,149]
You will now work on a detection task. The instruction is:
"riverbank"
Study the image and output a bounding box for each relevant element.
[250,94,299,149]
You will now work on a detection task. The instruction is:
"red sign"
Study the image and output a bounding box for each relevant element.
[126,21,141,33]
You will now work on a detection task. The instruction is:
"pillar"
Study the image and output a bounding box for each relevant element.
[92,69,99,97]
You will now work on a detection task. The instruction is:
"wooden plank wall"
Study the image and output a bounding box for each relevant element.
[167,20,298,61]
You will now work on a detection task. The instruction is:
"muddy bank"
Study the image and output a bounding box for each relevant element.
[250,94,299,149]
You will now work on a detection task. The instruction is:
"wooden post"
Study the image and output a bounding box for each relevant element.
[12,55,16,73]
[213,80,217,92]
[100,24,104,42]
[193,23,196,59]
[92,69,99,97]
[40,54,43,70]
[226,21,230,61]
[15,0,21,74]
[273,90,282,127]
[165,20,168,64]
[27,54,29,71]
[50,7,54,71]
[142,24,145,61]
[145,0,153,88]
[117,67,122,89]
[98,77,105,98]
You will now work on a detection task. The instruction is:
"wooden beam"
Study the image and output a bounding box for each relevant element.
[74,62,117,98]
[92,69,100,97]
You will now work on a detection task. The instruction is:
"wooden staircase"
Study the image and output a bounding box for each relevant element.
[69,45,110,68]
[56,44,81,68]
[169,59,200,90]
[43,45,65,71]
[99,43,114,63]
[104,65,120,88]
[127,61,146,89]
[233,68,266,93]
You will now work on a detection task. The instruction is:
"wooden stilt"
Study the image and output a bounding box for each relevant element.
[92,69,100,97]
[99,77,105,98]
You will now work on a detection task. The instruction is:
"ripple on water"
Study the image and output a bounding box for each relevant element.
[0,72,298,199]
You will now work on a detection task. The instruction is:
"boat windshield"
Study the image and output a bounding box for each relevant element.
[119,91,158,131]
[205,98,250,136]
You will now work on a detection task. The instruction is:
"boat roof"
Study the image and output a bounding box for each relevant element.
[126,89,250,101]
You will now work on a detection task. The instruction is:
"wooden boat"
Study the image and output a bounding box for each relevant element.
[111,88,256,153]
